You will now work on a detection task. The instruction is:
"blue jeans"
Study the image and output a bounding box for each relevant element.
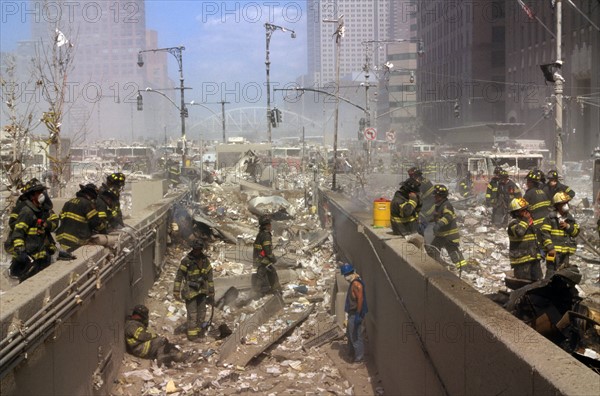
[346,313,364,362]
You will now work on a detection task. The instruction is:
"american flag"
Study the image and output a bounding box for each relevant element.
[516,0,535,20]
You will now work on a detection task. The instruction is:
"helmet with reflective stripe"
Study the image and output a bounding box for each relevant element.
[340,263,355,276]
[509,197,529,212]
[401,178,420,193]
[547,169,559,180]
[552,192,571,205]
[433,184,449,197]
[107,172,126,186]
[499,169,509,179]
[21,178,47,195]
[258,215,272,226]
[79,183,99,199]
[526,170,541,182]
[493,166,503,176]
[132,304,149,322]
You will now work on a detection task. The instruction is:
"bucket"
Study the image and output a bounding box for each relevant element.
[373,198,391,227]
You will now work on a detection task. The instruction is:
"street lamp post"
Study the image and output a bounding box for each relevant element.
[323,15,344,191]
[138,46,187,166]
[265,22,296,147]
[187,100,229,143]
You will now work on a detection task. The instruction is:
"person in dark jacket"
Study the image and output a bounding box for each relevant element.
[390,178,421,236]
[104,172,126,229]
[507,197,543,281]
[124,305,185,365]
[493,170,522,226]
[55,183,104,252]
[252,215,281,296]
[457,171,473,198]
[341,263,368,363]
[523,169,551,230]
[5,179,57,282]
[96,186,122,233]
[173,239,215,341]
[543,169,575,200]
[540,192,580,278]
[408,167,435,230]
[425,184,467,269]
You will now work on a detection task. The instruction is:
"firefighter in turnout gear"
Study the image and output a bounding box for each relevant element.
[5,179,57,282]
[55,184,104,252]
[425,184,467,269]
[457,171,473,198]
[390,178,421,236]
[96,187,122,234]
[543,170,575,200]
[408,167,435,233]
[104,172,126,229]
[523,170,551,229]
[125,305,185,365]
[253,215,281,296]
[494,170,522,226]
[540,192,580,279]
[173,239,215,341]
[485,166,503,206]
[507,198,543,281]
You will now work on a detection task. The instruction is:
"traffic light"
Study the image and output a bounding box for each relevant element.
[358,118,366,140]
[409,71,415,84]
[270,109,277,127]
[275,108,282,123]
[454,101,460,118]
[417,40,424,55]
[136,93,143,111]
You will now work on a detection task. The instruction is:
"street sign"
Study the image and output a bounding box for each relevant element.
[363,127,377,141]
[386,130,396,142]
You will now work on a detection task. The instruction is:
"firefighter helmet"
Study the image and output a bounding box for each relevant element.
[407,167,423,178]
[79,183,99,199]
[498,170,509,179]
[547,169,559,180]
[107,172,126,186]
[493,166,503,176]
[526,170,541,182]
[552,192,571,205]
[20,178,46,195]
[402,178,420,193]
[509,198,529,212]
[432,184,449,197]
[132,304,149,322]
[258,215,272,226]
[340,263,355,276]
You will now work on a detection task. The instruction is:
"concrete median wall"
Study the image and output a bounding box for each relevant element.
[323,190,599,396]
[0,191,184,396]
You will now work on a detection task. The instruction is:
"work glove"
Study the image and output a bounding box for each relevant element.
[206,295,215,305]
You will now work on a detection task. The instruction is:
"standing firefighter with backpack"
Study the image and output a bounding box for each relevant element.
[173,239,215,341]
[253,215,281,296]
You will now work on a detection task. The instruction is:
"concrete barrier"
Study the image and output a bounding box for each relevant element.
[322,190,599,396]
[0,191,186,396]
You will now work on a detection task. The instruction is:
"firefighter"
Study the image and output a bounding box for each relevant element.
[390,178,421,236]
[457,171,473,198]
[507,198,543,281]
[173,239,215,341]
[523,169,551,229]
[341,263,368,363]
[408,167,435,232]
[96,187,121,234]
[540,192,580,279]
[104,172,126,229]
[125,305,185,366]
[55,183,104,252]
[5,179,57,282]
[493,170,522,226]
[543,169,575,200]
[253,215,281,296]
[485,166,502,208]
[425,184,468,269]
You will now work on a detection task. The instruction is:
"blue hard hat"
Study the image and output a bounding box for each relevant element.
[340,263,355,276]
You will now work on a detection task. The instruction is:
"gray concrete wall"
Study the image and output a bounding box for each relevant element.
[323,190,599,396]
[0,191,185,396]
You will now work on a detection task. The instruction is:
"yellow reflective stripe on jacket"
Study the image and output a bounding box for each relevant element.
[508,233,537,242]
[86,209,98,220]
[13,238,25,248]
[14,221,29,231]
[436,228,458,238]
[56,233,81,244]
[62,212,87,223]
[529,200,550,211]
[391,216,417,224]
[510,255,540,265]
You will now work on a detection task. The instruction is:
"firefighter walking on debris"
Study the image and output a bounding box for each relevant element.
[543,169,576,200]
[125,305,186,365]
[540,192,580,279]
[523,170,551,230]
[341,263,368,363]
[425,184,468,269]
[507,198,543,281]
[486,166,502,222]
[493,170,522,226]
[390,178,421,236]
[253,215,281,296]
[173,239,215,341]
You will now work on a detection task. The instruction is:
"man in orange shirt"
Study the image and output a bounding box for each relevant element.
[341,263,368,363]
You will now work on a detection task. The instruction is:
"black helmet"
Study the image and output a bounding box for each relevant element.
[132,304,149,324]
[547,169,559,180]
[79,183,99,199]
[493,166,502,176]
[433,184,449,197]
[107,172,126,186]
[407,167,423,179]
[526,170,541,182]
[401,178,420,193]
[190,238,205,250]
[499,170,509,179]
[258,215,272,226]
[21,178,47,195]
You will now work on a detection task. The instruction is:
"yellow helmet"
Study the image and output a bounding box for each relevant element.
[509,198,529,212]
[552,192,571,205]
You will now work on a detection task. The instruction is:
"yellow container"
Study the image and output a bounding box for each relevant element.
[373,198,391,227]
